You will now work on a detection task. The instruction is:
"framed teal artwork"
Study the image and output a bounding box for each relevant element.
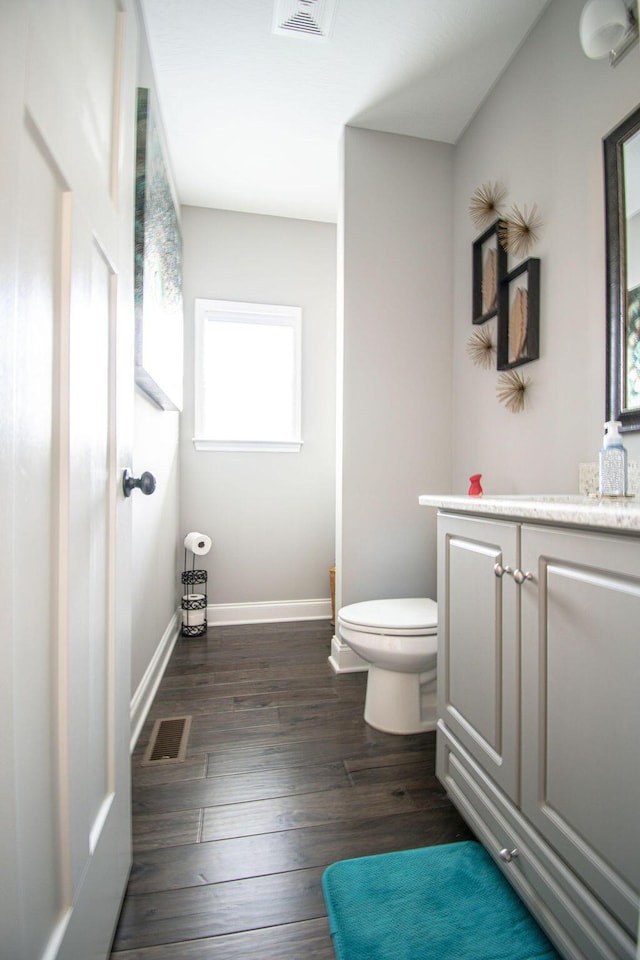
[134,87,183,411]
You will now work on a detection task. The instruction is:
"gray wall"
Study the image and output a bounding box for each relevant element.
[451,0,640,493]
[180,206,337,612]
[131,7,181,698]
[130,0,640,686]
[337,128,454,609]
[336,0,640,613]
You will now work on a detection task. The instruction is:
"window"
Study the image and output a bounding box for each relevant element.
[194,299,302,452]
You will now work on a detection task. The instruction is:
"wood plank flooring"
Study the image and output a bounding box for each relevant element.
[110,619,473,959]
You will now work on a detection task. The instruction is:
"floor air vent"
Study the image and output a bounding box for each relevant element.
[142,716,192,765]
[272,0,337,39]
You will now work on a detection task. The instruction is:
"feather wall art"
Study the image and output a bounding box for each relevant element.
[482,247,498,314]
[509,286,528,363]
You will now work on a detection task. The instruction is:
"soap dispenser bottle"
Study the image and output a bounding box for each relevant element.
[599,420,627,496]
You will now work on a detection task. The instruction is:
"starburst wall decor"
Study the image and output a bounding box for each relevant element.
[467,184,542,413]
[468,181,507,229]
[498,203,543,259]
[466,324,496,369]
[496,369,531,413]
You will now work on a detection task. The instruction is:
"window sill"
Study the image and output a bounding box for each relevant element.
[193,438,303,453]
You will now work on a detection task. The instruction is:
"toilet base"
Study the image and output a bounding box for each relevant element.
[364,665,437,735]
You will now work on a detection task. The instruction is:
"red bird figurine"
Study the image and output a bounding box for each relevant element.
[468,474,483,496]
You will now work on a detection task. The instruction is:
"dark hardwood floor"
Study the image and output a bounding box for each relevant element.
[110,619,473,959]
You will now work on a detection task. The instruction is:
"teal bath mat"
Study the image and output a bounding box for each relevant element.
[322,840,560,960]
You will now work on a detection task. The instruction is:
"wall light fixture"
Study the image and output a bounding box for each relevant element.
[579,0,638,64]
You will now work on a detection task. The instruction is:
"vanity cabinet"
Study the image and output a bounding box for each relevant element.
[437,512,640,960]
[437,514,520,801]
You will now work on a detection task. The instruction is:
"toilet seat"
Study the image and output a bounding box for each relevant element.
[335,597,439,734]
[338,597,438,636]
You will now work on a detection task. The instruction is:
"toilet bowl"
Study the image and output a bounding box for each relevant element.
[337,597,438,735]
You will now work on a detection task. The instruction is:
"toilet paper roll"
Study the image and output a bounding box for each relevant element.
[184,531,212,555]
[182,593,206,626]
[182,593,206,604]
[182,608,206,626]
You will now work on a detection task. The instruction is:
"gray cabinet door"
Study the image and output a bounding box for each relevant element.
[520,524,640,939]
[437,513,520,801]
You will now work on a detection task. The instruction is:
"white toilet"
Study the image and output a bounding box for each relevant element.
[337,597,438,735]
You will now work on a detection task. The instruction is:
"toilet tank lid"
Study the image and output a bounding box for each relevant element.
[338,597,437,631]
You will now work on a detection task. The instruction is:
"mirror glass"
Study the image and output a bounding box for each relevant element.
[624,129,640,409]
[605,104,640,431]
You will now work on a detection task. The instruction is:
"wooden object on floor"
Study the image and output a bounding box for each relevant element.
[330,566,336,624]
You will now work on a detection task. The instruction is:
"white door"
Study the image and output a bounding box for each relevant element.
[0,1,138,957]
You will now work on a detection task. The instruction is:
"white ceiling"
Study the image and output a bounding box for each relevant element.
[140,0,551,223]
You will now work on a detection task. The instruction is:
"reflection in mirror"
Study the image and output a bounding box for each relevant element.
[625,128,640,408]
[605,103,640,431]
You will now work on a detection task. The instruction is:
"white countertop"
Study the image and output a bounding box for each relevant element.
[418,493,640,533]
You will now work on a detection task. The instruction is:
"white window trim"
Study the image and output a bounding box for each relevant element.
[193,438,303,453]
[193,298,303,453]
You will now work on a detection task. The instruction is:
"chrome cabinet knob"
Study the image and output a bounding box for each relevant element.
[513,568,534,585]
[499,848,519,862]
[494,564,533,585]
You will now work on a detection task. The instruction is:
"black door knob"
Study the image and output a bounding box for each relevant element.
[122,469,156,498]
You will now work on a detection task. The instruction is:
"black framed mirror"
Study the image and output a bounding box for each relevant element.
[604,103,640,431]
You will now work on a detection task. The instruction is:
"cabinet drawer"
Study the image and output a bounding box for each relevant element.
[438,724,636,960]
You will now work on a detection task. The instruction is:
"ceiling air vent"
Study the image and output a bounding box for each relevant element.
[272,0,338,40]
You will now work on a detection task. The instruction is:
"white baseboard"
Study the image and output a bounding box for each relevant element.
[328,633,368,673]
[129,611,180,753]
[208,598,332,625]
